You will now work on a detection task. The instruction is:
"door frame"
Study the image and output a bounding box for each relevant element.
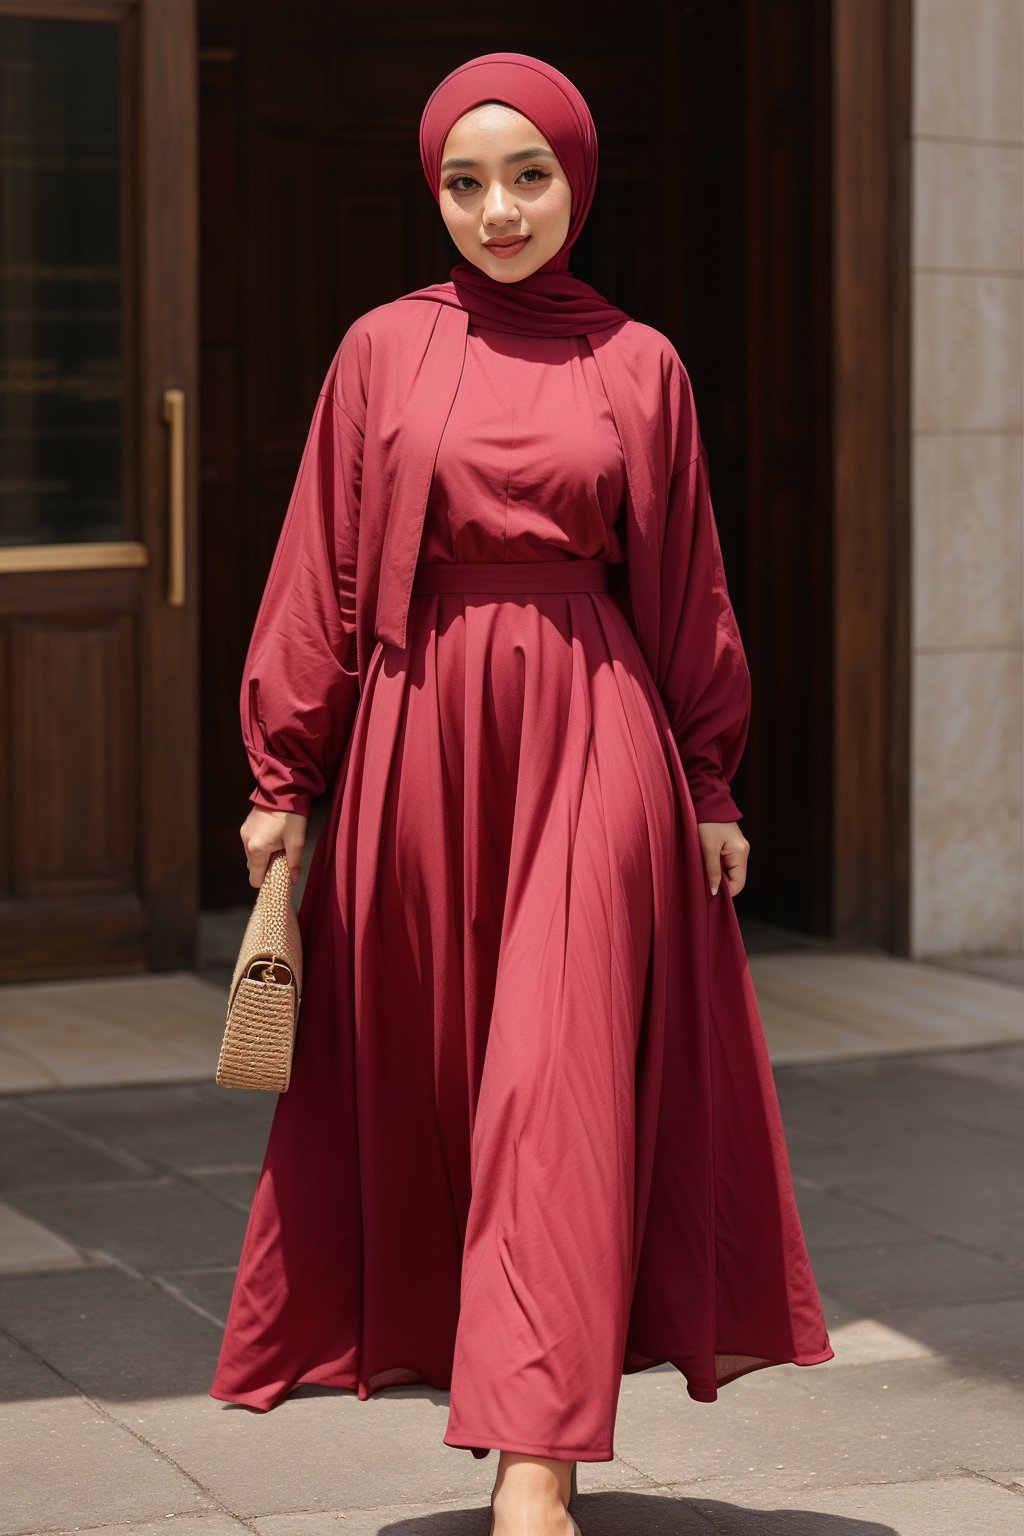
[137,0,200,966]
[831,0,912,952]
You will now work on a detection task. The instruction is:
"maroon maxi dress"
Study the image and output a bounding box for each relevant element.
[209,320,833,1460]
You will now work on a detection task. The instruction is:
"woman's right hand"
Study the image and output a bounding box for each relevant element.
[240,805,307,889]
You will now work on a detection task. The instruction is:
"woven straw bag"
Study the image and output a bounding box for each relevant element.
[216,851,303,1092]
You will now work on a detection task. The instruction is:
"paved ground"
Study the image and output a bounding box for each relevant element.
[2,1009,1024,1534]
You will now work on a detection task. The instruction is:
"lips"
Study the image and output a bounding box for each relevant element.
[484,235,531,258]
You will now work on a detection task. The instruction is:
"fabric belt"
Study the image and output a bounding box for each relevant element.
[411,558,612,594]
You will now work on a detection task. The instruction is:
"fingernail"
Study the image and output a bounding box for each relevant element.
[711,880,720,895]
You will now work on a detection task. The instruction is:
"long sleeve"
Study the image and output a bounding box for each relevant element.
[240,381,362,818]
[656,358,752,824]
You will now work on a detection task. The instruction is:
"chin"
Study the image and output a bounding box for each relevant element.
[487,266,539,284]
[475,252,552,283]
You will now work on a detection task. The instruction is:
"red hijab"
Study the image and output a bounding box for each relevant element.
[397,52,631,337]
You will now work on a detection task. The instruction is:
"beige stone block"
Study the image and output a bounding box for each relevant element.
[914,0,1024,142]
[911,647,1024,953]
[913,138,1023,269]
[913,272,1022,432]
[0,972,226,1091]
[749,951,1024,1060]
[913,432,1023,648]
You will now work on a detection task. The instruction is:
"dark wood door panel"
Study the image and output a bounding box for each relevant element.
[0,0,198,980]
[0,569,144,975]
[16,609,138,897]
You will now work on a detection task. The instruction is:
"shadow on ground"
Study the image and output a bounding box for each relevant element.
[375,1494,897,1534]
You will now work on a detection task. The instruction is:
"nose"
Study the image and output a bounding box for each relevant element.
[482,179,520,228]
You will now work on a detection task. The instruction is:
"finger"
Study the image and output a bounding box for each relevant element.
[722,854,747,895]
[248,848,270,889]
[282,831,305,886]
[705,849,723,896]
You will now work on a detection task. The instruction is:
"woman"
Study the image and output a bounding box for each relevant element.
[210,51,833,1536]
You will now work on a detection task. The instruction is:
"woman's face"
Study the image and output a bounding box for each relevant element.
[438,102,571,282]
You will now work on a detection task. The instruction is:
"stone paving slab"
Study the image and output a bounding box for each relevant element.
[783,1183,920,1249]
[0,1333,217,1536]
[0,1041,59,1092]
[808,1235,1024,1308]
[0,1200,90,1274]
[2,1175,250,1272]
[977,1469,1024,1496]
[1,1397,220,1536]
[862,1294,1024,1381]
[0,1101,148,1188]
[0,1270,477,1518]
[156,1266,240,1322]
[779,1072,1024,1261]
[813,1297,935,1368]
[612,1354,1024,1493]
[1,1397,219,1536]
[15,1522,251,1536]
[922,1041,1024,1092]
[25,1082,274,1171]
[0,1326,76,1405]
[794,1048,1024,1145]
[137,1387,501,1518]
[653,1475,1024,1534]
[0,1267,224,1403]
[191,1167,262,1210]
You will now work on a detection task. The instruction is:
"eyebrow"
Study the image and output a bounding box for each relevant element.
[440,146,555,172]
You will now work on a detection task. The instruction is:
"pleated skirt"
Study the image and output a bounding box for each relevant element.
[208,557,833,1460]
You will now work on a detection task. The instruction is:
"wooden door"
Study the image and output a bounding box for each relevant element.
[0,0,199,980]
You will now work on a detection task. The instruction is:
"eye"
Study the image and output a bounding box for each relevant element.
[445,166,551,194]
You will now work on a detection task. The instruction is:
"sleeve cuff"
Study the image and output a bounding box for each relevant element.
[249,786,313,818]
[688,786,744,824]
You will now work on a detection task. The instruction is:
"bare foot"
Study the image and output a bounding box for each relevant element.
[490,1451,576,1536]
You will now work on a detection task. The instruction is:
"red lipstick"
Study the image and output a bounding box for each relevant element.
[484,235,531,259]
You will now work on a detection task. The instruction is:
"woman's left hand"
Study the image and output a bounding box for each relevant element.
[697,821,750,898]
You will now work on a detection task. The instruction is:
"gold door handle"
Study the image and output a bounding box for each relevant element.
[162,387,186,606]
